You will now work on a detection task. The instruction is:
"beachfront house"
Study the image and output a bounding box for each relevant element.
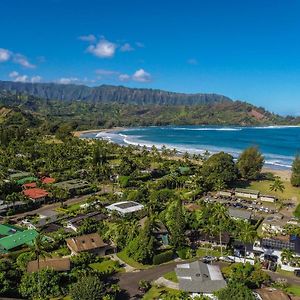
[175,261,227,296]
[235,188,260,199]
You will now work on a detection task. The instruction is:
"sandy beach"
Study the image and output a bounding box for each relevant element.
[262,167,292,181]
[73,127,125,138]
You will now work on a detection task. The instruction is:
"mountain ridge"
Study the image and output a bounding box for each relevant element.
[0,80,232,105]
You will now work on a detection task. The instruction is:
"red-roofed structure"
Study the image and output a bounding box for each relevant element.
[22,182,37,189]
[23,188,48,202]
[41,177,56,184]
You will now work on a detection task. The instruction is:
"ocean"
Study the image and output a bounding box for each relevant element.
[81,125,300,170]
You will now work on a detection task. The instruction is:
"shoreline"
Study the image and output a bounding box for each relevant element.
[73,127,293,180]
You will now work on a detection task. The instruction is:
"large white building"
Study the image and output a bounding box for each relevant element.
[105,201,144,216]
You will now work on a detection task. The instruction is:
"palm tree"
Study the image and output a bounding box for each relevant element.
[237,221,257,264]
[270,177,285,193]
[281,248,295,265]
[211,203,229,257]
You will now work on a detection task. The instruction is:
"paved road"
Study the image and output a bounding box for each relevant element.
[9,185,112,221]
[114,261,179,299]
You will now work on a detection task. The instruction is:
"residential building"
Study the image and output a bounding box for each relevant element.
[27,257,71,273]
[23,188,48,203]
[66,233,112,255]
[175,261,227,296]
[54,179,91,195]
[260,194,277,203]
[106,201,144,216]
[235,188,259,199]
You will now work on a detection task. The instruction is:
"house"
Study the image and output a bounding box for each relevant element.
[0,229,39,253]
[23,188,48,203]
[66,211,107,232]
[54,179,91,195]
[22,182,37,189]
[16,177,39,185]
[235,188,260,199]
[0,224,23,238]
[217,190,233,197]
[175,261,227,296]
[66,233,112,255]
[41,177,56,184]
[228,208,252,221]
[27,257,71,273]
[106,201,144,216]
[260,194,277,203]
[261,214,295,234]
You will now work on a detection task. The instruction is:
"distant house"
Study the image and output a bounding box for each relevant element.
[54,179,91,195]
[22,182,37,189]
[66,211,107,232]
[228,208,252,221]
[27,257,70,273]
[106,201,144,216]
[0,229,38,253]
[66,233,112,255]
[23,188,48,203]
[217,191,233,197]
[260,194,277,203]
[0,224,23,238]
[261,214,294,234]
[235,188,259,199]
[16,177,39,185]
[175,261,227,296]
[41,177,56,184]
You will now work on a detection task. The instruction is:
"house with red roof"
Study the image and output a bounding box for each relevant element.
[41,177,56,184]
[22,182,37,189]
[23,188,48,203]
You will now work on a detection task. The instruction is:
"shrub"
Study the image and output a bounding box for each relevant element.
[152,250,173,265]
[176,247,189,259]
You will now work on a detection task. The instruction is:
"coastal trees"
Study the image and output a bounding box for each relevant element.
[270,177,285,193]
[69,275,105,300]
[291,155,300,186]
[165,198,186,249]
[201,152,238,190]
[237,147,264,180]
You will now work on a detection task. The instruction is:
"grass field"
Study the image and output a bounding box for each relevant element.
[286,285,300,296]
[247,180,299,201]
[89,259,124,273]
[196,247,223,258]
[163,271,178,283]
[143,287,181,300]
[117,250,151,270]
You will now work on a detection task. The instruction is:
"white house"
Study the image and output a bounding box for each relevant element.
[105,201,144,216]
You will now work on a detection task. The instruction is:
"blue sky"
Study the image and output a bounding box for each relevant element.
[0,0,300,115]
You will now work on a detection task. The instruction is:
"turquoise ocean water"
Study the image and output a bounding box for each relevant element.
[82,126,300,170]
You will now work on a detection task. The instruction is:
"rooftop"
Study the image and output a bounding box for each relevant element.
[0,229,38,252]
[235,188,260,195]
[175,261,227,293]
[0,224,23,238]
[54,179,90,190]
[27,257,71,273]
[66,233,107,253]
[23,188,48,200]
[41,177,56,184]
[228,208,252,220]
[106,201,144,214]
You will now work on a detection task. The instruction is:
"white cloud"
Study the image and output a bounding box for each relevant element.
[87,39,116,58]
[79,34,96,42]
[187,58,198,65]
[118,74,131,82]
[13,54,35,68]
[31,75,42,83]
[0,48,11,62]
[58,77,79,84]
[120,43,134,52]
[9,71,42,83]
[132,69,152,82]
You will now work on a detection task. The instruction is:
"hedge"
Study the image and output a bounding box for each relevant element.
[152,250,173,265]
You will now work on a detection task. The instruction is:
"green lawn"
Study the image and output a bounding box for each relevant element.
[163,271,178,283]
[247,180,299,201]
[196,247,223,258]
[117,250,151,270]
[286,285,300,296]
[143,287,181,300]
[89,259,124,273]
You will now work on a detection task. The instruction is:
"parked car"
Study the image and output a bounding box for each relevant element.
[202,256,218,263]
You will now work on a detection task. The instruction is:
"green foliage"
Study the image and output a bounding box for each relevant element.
[69,275,105,300]
[165,199,186,249]
[153,250,174,265]
[291,155,300,186]
[19,268,62,300]
[70,252,96,269]
[237,146,264,180]
[176,248,189,259]
[216,281,255,300]
[201,152,238,189]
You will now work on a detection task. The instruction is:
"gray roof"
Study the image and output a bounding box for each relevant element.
[228,208,252,220]
[175,261,227,293]
[235,188,259,195]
